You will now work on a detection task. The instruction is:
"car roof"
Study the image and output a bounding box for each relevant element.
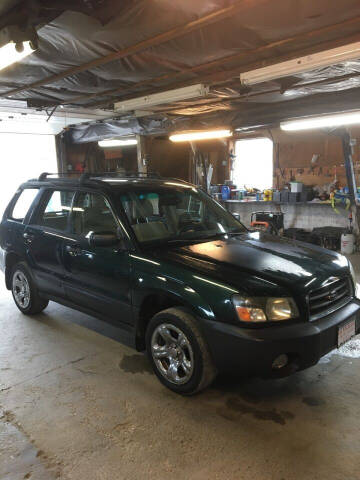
[20,173,193,191]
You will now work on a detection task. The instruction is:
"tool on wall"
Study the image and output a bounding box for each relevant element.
[310,154,320,172]
[190,142,213,192]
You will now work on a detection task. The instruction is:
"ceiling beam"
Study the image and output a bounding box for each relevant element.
[160,71,360,116]
[84,30,360,111]
[2,0,272,98]
[39,14,360,109]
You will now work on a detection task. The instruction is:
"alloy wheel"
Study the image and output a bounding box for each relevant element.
[151,323,194,384]
[12,270,31,309]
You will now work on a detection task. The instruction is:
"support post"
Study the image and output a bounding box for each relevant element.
[136,135,147,174]
[340,130,360,233]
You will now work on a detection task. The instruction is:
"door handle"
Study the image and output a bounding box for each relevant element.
[65,244,83,257]
[23,232,35,244]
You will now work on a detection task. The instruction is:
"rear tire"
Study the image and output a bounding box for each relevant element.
[11,262,48,315]
[146,307,217,395]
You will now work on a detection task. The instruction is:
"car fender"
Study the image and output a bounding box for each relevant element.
[132,269,216,321]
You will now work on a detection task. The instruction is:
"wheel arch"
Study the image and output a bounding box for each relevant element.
[5,252,22,290]
[135,291,204,351]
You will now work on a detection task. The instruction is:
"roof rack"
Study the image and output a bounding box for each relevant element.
[37,171,162,184]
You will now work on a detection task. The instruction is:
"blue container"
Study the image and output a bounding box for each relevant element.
[221,185,230,200]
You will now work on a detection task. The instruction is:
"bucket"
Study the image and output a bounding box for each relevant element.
[341,233,355,254]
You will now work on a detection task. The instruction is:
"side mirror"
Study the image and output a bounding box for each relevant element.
[232,212,241,221]
[88,231,119,248]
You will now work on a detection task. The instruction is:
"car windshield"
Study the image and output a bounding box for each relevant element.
[118,183,246,245]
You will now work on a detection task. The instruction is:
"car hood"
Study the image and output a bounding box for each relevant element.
[152,232,350,295]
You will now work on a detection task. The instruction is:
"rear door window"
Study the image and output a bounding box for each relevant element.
[39,190,75,231]
[10,188,39,222]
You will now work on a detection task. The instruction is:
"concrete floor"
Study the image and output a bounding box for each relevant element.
[1,257,360,479]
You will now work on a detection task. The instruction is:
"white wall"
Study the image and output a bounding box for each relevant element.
[0,133,57,215]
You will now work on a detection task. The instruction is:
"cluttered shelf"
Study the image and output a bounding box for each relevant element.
[213,179,353,206]
[224,200,333,205]
[212,176,355,254]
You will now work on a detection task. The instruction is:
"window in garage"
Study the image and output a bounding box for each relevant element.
[233,138,273,190]
[0,133,57,215]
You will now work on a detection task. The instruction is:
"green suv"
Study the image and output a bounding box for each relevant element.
[0,173,359,394]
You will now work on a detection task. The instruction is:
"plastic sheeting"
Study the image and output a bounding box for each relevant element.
[2,0,360,140]
[65,85,360,144]
[1,0,360,102]
[65,116,182,143]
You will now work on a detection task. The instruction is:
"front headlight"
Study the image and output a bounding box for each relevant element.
[349,261,359,298]
[232,295,299,323]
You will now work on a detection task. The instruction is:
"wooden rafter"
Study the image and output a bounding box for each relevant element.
[2,0,272,98]
[34,14,360,110]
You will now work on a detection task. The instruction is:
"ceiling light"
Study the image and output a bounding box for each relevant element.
[114,84,209,112]
[280,111,360,131]
[0,41,36,71]
[240,41,360,86]
[169,129,232,142]
[98,138,138,147]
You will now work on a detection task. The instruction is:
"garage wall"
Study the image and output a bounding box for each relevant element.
[236,128,360,191]
[272,128,354,190]
[64,127,360,191]
[63,142,138,173]
[148,138,229,184]
[147,139,190,180]
[63,138,230,184]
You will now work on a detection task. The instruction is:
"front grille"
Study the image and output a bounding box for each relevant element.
[308,276,352,320]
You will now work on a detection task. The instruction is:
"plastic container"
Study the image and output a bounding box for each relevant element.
[341,233,355,254]
[221,185,231,200]
[290,182,303,193]
[280,190,289,202]
[263,189,272,201]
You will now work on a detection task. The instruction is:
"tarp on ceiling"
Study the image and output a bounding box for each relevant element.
[65,86,360,144]
[2,0,360,140]
[2,0,360,105]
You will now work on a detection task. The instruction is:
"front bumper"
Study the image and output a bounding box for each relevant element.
[197,300,360,377]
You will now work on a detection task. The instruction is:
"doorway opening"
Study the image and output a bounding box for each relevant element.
[0,133,57,215]
[233,138,273,190]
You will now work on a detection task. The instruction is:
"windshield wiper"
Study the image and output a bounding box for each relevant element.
[166,232,231,244]
[166,237,210,244]
[227,231,247,236]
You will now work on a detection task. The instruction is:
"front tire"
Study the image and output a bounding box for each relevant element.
[11,262,48,315]
[146,307,217,395]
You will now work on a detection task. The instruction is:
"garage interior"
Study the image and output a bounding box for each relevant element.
[2,0,360,478]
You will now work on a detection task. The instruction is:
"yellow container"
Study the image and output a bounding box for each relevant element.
[263,189,273,201]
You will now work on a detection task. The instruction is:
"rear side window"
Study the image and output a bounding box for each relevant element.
[39,190,75,231]
[11,188,39,222]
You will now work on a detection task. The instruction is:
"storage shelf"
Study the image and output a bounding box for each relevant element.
[224,200,332,206]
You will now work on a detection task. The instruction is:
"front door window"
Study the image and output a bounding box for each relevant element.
[71,192,118,238]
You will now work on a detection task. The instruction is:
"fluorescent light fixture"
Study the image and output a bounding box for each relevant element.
[281,110,360,131]
[240,41,360,86]
[114,84,209,112]
[169,129,232,142]
[0,41,36,71]
[98,138,138,148]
